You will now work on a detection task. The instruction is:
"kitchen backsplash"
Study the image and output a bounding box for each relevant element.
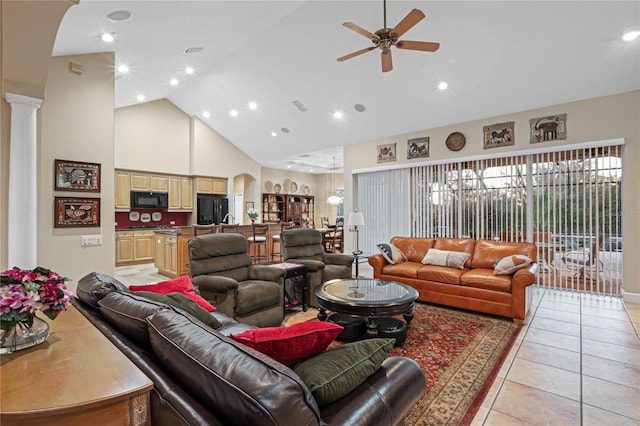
[115,209,189,229]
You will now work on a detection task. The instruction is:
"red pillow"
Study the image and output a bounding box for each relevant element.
[129,275,215,312]
[231,321,344,367]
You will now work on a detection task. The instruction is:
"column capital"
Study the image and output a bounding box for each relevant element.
[5,92,43,110]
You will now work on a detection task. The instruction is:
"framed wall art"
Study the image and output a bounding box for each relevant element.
[529,113,567,143]
[54,197,100,228]
[377,143,397,163]
[407,137,429,159]
[483,122,514,149]
[54,160,101,192]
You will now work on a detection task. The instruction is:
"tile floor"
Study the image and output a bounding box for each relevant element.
[115,263,640,425]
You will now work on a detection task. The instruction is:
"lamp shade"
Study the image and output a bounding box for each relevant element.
[347,212,365,227]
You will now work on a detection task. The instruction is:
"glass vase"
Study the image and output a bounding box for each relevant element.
[0,314,50,354]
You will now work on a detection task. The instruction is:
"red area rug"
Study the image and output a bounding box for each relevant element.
[391,302,520,425]
[285,302,521,425]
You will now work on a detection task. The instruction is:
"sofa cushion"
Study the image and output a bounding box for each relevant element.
[382,261,422,279]
[293,338,395,406]
[231,321,343,367]
[147,310,322,425]
[76,272,130,309]
[471,239,537,269]
[461,269,513,293]
[433,238,475,268]
[417,265,466,284]
[134,291,221,329]
[421,249,470,269]
[98,291,169,348]
[390,237,436,263]
[377,243,406,264]
[494,254,533,275]
[129,275,216,312]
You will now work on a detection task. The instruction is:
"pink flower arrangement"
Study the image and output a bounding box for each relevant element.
[1,266,72,331]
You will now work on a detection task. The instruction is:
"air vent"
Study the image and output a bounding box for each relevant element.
[184,47,204,54]
[281,127,290,134]
[292,100,308,112]
[107,10,132,22]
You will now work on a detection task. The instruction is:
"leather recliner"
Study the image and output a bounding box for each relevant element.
[188,233,286,327]
[281,228,354,307]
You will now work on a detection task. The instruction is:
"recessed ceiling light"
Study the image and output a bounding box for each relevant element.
[249,102,258,110]
[185,66,194,74]
[203,111,210,118]
[229,109,238,117]
[438,81,448,90]
[100,32,115,42]
[117,64,129,73]
[286,164,292,168]
[170,78,178,86]
[354,104,366,112]
[107,10,132,22]
[270,131,277,137]
[333,111,343,119]
[623,30,640,41]
[136,94,145,102]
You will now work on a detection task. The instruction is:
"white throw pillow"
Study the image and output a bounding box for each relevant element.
[421,249,470,269]
[493,255,532,275]
[377,243,407,264]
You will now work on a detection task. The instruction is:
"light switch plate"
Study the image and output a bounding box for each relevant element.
[81,235,103,247]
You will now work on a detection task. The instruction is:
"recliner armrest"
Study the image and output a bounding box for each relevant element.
[191,275,238,293]
[323,253,355,266]
[288,259,325,272]
[249,265,286,281]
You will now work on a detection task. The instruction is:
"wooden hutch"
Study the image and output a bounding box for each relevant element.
[262,193,314,226]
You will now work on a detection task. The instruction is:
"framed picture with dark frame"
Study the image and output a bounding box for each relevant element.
[54,159,101,192]
[407,137,429,159]
[54,197,100,228]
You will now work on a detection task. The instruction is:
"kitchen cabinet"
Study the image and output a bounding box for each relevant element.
[115,230,156,265]
[196,177,227,195]
[168,176,193,211]
[155,233,191,278]
[154,234,166,271]
[130,173,168,192]
[115,171,131,211]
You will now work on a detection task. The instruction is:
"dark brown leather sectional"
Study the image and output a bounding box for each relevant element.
[369,237,539,322]
[73,272,427,425]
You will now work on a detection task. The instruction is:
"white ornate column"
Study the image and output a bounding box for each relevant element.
[5,93,43,269]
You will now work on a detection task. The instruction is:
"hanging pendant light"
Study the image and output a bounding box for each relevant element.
[327,156,341,205]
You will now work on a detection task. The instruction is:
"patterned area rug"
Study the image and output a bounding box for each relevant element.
[284,302,521,425]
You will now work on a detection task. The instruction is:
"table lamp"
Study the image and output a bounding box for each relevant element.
[347,211,365,255]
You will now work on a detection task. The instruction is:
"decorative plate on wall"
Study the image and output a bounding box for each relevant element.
[289,181,298,193]
[446,132,466,151]
[128,211,140,221]
[140,213,151,223]
[274,183,282,194]
[152,212,162,221]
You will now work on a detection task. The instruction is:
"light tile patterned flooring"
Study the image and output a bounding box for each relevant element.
[115,263,640,425]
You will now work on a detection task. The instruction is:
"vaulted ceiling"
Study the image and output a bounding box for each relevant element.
[53,1,640,173]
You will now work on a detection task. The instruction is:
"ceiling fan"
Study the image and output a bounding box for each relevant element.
[337,0,440,72]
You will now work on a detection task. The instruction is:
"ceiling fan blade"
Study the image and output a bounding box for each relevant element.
[381,49,393,72]
[390,9,425,38]
[337,46,377,62]
[396,40,440,52]
[342,22,380,41]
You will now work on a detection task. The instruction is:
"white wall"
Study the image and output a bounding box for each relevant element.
[343,91,640,299]
[39,52,115,294]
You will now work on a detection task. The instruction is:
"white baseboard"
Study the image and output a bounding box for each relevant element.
[623,291,640,304]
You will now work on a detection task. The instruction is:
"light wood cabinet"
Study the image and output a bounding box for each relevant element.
[115,171,131,211]
[156,234,190,278]
[115,231,134,263]
[168,176,193,211]
[130,173,168,192]
[196,177,227,195]
[116,230,156,265]
[154,234,166,271]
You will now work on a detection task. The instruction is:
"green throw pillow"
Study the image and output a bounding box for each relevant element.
[293,338,395,406]
[135,291,221,329]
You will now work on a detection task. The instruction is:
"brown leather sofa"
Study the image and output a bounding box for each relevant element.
[368,237,539,322]
[73,272,427,426]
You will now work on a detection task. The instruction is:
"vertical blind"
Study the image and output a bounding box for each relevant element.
[354,142,623,296]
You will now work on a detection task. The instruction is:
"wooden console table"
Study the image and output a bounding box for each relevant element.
[0,305,153,426]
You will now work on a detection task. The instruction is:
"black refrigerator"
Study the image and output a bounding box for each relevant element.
[197,195,229,225]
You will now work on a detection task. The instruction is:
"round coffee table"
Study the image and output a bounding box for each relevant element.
[315,278,419,345]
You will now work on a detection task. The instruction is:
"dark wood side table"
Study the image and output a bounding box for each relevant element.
[269,262,309,312]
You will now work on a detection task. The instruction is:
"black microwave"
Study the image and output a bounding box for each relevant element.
[130,191,168,209]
